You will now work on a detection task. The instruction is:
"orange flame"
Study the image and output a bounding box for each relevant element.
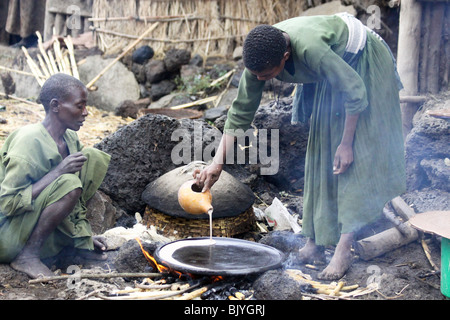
[135,238,183,277]
[135,238,225,283]
[212,275,224,282]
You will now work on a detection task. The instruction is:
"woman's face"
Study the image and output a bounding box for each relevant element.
[54,86,88,131]
[249,51,291,81]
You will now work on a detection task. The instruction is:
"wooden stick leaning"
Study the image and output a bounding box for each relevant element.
[86,22,159,89]
[36,31,54,76]
[21,47,45,86]
[0,65,37,78]
[64,36,80,79]
[52,40,65,74]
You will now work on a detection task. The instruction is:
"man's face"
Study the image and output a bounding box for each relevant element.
[249,51,291,81]
[55,86,88,131]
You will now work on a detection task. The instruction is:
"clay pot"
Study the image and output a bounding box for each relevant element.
[177,179,213,215]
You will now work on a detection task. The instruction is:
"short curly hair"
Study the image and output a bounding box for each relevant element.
[243,25,287,72]
[38,73,86,112]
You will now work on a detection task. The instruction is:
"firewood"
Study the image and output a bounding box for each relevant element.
[28,272,161,284]
[354,224,419,261]
[382,206,409,235]
[391,196,416,221]
[175,286,209,300]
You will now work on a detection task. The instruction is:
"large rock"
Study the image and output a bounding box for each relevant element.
[95,114,221,214]
[145,59,169,84]
[405,93,450,191]
[252,270,314,300]
[252,97,310,191]
[86,190,122,234]
[79,55,140,111]
[163,48,191,72]
[0,46,40,99]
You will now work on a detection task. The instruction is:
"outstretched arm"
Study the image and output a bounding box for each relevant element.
[194,133,235,192]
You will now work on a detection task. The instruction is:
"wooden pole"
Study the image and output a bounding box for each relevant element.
[397,0,422,138]
[86,22,159,89]
[426,2,445,94]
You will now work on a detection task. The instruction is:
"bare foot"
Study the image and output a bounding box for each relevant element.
[295,238,326,265]
[10,255,54,279]
[76,236,108,261]
[77,249,107,261]
[317,233,354,280]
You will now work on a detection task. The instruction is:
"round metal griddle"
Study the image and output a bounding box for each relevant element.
[154,237,285,276]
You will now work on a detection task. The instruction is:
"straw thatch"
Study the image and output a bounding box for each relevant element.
[91,0,306,57]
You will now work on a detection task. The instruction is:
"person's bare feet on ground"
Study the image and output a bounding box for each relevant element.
[317,233,354,280]
[296,238,326,265]
[10,253,54,279]
[76,236,108,261]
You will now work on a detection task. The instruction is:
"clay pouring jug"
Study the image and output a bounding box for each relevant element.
[178,179,213,215]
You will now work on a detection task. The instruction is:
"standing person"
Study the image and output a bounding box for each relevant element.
[194,14,406,280]
[0,73,110,279]
[4,0,47,47]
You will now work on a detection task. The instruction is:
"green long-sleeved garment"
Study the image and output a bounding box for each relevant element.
[225,15,406,245]
[0,123,110,262]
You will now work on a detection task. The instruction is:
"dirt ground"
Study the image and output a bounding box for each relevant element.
[0,97,447,301]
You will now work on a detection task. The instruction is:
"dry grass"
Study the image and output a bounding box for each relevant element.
[91,0,305,57]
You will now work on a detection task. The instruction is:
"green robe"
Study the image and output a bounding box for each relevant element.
[0,123,110,262]
[224,15,406,245]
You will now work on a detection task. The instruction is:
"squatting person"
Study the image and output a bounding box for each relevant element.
[0,73,111,279]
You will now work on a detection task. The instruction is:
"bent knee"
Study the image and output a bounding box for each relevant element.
[34,174,83,208]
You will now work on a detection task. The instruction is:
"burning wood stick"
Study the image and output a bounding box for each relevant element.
[86,22,159,89]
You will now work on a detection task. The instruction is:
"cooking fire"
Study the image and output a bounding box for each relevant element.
[132,238,257,300]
